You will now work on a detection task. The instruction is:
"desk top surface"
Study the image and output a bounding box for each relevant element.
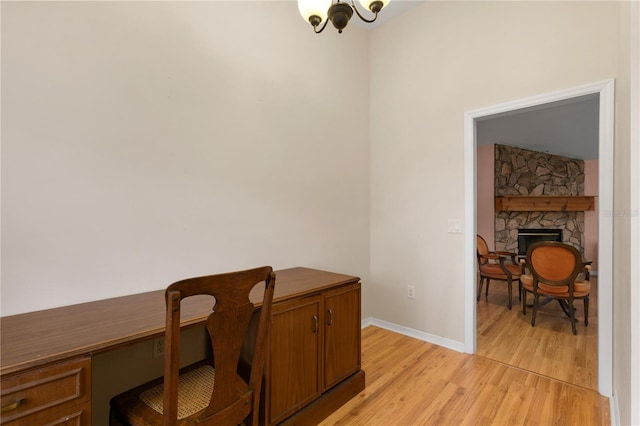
[0,267,360,376]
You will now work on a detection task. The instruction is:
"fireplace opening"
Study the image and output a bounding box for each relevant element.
[517,229,562,257]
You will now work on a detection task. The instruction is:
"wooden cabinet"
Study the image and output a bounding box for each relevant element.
[323,283,361,390]
[268,295,322,424]
[0,357,91,426]
[265,282,362,425]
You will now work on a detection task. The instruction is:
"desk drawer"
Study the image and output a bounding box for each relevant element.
[1,357,91,425]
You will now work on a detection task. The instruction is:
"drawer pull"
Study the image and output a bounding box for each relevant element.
[312,315,318,333]
[1,398,24,414]
[327,308,333,325]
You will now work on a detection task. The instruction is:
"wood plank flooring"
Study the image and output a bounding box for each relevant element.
[320,326,609,426]
[476,277,598,390]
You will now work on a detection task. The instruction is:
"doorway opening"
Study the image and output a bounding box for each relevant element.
[463,79,614,397]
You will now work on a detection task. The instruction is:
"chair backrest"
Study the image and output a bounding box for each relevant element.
[476,234,490,265]
[163,266,275,426]
[526,241,582,288]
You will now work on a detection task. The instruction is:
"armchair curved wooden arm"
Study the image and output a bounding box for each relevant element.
[495,251,519,263]
[476,234,522,310]
[583,262,592,281]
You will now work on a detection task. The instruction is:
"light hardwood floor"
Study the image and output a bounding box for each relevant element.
[320,326,609,426]
[476,277,598,390]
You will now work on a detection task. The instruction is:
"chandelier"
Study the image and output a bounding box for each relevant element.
[298,0,390,34]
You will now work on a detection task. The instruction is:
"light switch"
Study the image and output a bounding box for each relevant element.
[447,219,462,234]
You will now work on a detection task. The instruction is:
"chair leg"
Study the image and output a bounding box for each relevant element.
[568,300,577,335]
[485,279,490,299]
[518,280,522,301]
[584,297,589,326]
[477,277,484,302]
[531,294,539,326]
[522,289,527,315]
[507,278,512,310]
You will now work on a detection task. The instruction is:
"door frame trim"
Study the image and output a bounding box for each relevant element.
[463,79,615,397]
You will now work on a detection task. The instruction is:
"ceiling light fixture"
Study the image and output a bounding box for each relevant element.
[298,0,390,34]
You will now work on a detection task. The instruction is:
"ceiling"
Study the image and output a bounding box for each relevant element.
[352,0,424,29]
[476,94,600,160]
[354,1,600,161]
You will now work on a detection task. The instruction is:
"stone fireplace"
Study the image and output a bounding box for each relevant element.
[494,144,585,256]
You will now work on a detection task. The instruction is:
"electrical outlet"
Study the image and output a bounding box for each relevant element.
[407,285,415,299]
[153,337,164,358]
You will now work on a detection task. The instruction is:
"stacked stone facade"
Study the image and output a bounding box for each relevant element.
[494,144,585,255]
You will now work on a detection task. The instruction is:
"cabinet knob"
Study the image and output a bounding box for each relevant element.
[327,309,333,326]
[1,398,24,414]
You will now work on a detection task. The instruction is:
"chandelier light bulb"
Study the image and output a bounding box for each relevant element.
[298,0,331,25]
[358,0,389,14]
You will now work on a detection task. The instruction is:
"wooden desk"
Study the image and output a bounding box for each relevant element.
[1,267,365,425]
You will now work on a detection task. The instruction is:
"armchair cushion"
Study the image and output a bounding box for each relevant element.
[479,263,522,280]
[521,274,590,297]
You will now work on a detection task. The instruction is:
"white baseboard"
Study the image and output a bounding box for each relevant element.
[361,317,465,353]
[361,317,375,328]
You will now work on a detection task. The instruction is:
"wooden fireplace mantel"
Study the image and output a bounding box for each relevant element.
[495,196,596,212]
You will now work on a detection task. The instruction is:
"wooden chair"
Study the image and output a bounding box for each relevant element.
[520,242,591,335]
[110,266,276,426]
[476,234,522,310]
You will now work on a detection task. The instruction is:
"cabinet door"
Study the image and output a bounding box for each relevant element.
[268,295,322,424]
[323,283,361,390]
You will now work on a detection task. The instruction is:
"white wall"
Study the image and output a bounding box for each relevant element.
[629,5,640,425]
[612,2,636,424]
[369,1,620,343]
[1,1,371,316]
